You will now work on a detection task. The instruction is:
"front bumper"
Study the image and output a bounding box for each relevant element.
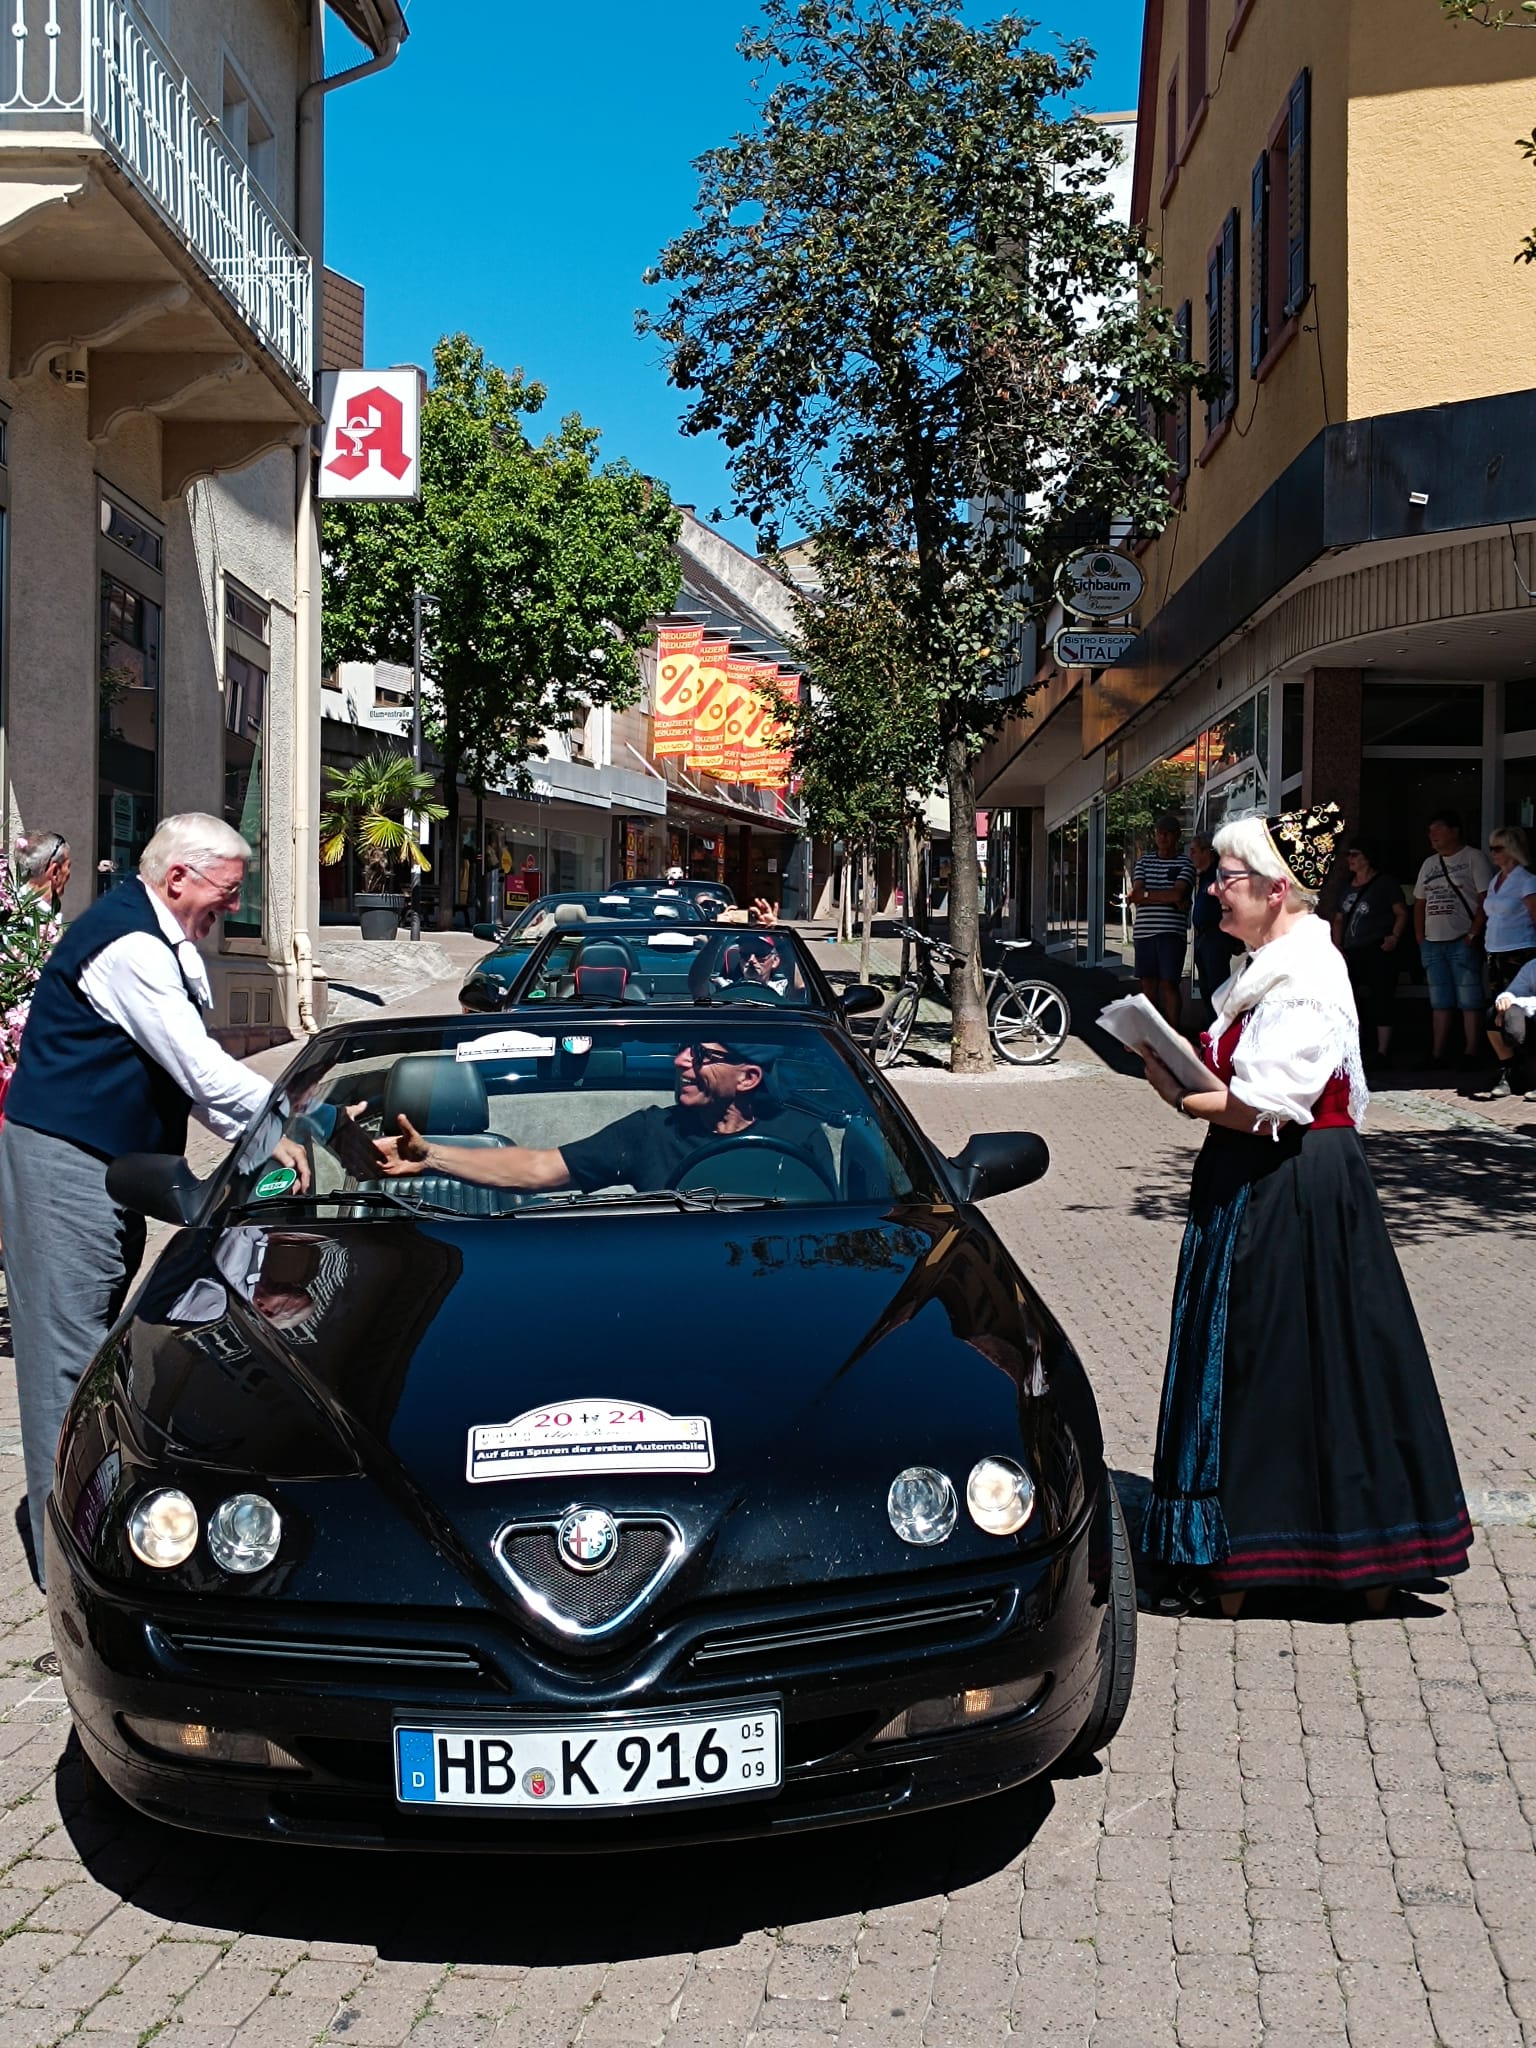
[47,1482,1112,1851]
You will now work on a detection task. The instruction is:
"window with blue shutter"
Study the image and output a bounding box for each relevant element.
[1249,152,1268,375]
[1284,70,1310,318]
[1203,214,1240,441]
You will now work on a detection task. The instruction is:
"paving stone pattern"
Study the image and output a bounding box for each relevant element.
[0,1046,1534,2045]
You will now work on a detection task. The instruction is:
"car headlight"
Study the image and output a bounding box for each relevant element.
[207,1493,282,1574]
[887,1466,957,1546]
[127,1489,199,1568]
[966,1456,1036,1537]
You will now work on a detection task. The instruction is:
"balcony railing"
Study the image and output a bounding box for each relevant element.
[0,0,312,389]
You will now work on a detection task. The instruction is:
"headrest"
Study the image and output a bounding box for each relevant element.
[552,902,588,926]
[581,939,634,968]
[575,965,629,1000]
[384,1055,490,1136]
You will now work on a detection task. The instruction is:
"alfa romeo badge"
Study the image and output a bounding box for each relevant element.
[557,1507,619,1572]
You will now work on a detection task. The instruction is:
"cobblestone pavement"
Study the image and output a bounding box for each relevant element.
[0,1033,1534,2046]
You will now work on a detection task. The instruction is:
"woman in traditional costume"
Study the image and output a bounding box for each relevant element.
[1139,802,1471,1616]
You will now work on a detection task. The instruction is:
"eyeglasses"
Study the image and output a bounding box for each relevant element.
[184,863,244,907]
[1211,866,1260,893]
[683,1042,736,1070]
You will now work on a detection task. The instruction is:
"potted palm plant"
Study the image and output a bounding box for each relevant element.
[320,750,448,941]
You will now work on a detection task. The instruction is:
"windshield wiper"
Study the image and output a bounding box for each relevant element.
[512,1185,785,1215]
[231,1187,472,1222]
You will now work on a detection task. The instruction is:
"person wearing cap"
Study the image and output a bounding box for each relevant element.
[1135,802,1470,1617]
[710,929,796,997]
[376,1035,834,1194]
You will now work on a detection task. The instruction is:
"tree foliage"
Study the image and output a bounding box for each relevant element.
[1442,0,1536,262]
[641,0,1202,1066]
[321,335,682,885]
[319,749,448,897]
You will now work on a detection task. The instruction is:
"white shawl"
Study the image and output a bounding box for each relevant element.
[1209,912,1369,1135]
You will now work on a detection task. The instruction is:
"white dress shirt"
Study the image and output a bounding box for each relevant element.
[77,885,275,1143]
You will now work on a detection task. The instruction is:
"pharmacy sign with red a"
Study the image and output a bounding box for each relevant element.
[318,369,422,501]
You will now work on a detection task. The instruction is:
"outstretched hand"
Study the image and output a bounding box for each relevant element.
[376,1113,431,1177]
[749,897,779,926]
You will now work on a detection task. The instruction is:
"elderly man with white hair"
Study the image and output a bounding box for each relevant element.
[0,812,307,1586]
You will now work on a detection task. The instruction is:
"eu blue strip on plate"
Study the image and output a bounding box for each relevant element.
[396,1728,435,1802]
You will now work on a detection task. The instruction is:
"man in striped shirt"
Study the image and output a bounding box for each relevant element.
[1131,814,1197,1026]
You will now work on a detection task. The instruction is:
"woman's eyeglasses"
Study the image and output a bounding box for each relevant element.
[1211,866,1260,893]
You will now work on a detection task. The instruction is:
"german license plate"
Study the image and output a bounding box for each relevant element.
[394,1706,781,1810]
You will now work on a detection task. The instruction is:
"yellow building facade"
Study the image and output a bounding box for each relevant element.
[979,0,1536,968]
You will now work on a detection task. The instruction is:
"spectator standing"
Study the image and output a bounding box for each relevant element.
[1190,833,1242,1019]
[1479,955,1536,1099]
[1331,838,1407,1069]
[1131,814,1196,1027]
[1482,826,1536,993]
[1413,811,1492,1069]
[0,814,307,1586]
[12,832,70,909]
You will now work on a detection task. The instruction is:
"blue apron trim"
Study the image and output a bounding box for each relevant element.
[1142,1182,1249,1567]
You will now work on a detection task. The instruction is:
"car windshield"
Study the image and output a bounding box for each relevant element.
[518,927,814,1009]
[231,1019,934,1217]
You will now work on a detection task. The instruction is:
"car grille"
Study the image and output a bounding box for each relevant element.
[688,1592,1005,1671]
[494,1521,678,1634]
[151,1628,500,1691]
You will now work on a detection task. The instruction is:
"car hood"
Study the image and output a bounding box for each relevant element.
[121,1205,1099,1610]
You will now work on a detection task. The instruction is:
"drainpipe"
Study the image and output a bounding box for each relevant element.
[290,7,406,1031]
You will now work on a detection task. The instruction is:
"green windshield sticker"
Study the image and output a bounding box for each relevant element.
[253,1166,298,1200]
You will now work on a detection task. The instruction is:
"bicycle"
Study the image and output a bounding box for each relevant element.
[871,926,1072,1068]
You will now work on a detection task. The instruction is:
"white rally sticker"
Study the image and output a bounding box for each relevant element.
[455,1030,557,1063]
[467,1399,715,1483]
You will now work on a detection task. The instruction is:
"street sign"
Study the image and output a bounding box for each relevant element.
[318,368,422,501]
[1056,548,1144,619]
[1053,627,1138,668]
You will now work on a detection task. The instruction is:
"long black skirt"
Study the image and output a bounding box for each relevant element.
[1143,1121,1472,1591]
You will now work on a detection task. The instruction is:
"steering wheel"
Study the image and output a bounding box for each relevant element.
[675,1134,838,1202]
[712,980,790,1005]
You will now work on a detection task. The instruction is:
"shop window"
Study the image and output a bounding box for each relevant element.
[1505,758,1536,833]
[98,488,164,891]
[1360,758,1482,896]
[222,578,269,940]
[1504,680,1536,735]
[1204,210,1239,440]
[1362,684,1483,749]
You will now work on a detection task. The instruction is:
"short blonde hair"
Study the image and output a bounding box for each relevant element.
[140,813,251,885]
[1213,812,1318,910]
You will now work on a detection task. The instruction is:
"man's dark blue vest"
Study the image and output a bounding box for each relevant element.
[6,879,201,1161]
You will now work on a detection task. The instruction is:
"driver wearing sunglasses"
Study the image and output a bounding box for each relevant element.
[377,1036,835,1196]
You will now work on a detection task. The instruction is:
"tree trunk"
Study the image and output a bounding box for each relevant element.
[901,819,920,982]
[945,736,992,1072]
[858,834,875,983]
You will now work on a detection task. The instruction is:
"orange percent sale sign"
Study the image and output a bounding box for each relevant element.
[743,671,800,789]
[653,625,704,756]
[685,641,733,774]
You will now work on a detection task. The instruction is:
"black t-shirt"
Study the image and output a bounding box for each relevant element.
[558,1102,836,1195]
[1338,873,1402,951]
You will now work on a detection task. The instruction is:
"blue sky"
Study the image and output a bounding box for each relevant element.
[326,2,1145,546]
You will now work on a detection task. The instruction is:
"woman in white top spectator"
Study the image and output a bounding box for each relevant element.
[1137,802,1470,1617]
[1482,825,1536,996]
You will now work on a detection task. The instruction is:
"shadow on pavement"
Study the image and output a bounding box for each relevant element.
[59,1736,1054,1964]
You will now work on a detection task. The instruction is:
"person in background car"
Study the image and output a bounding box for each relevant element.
[1331,838,1407,1072]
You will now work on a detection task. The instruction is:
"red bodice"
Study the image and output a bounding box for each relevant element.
[1201,1014,1355,1130]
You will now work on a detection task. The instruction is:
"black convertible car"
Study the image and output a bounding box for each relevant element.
[49,1005,1135,1850]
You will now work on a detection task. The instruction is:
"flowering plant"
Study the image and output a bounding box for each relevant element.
[0,840,64,1071]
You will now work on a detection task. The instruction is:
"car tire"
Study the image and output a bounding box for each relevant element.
[70,1737,128,1824]
[873,986,920,1068]
[1056,1477,1138,1766]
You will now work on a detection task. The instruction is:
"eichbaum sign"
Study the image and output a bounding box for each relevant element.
[1055,548,1144,619]
[318,369,422,501]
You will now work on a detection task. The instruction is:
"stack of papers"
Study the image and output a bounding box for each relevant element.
[1097,994,1222,1094]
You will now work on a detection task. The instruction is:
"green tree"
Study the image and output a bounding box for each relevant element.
[318,749,448,897]
[783,540,940,975]
[1442,0,1536,261]
[641,0,1201,1068]
[322,336,682,907]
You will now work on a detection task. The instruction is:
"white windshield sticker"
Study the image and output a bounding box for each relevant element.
[467,1400,715,1483]
[455,1030,557,1063]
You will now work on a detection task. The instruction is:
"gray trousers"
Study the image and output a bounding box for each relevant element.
[0,1121,145,1586]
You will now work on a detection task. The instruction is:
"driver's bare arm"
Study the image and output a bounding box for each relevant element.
[377,1114,573,1190]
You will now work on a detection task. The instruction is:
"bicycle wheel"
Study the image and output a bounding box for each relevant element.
[990,979,1070,1065]
[872,985,921,1068]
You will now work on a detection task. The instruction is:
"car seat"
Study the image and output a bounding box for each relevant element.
[363,1055,522,1217]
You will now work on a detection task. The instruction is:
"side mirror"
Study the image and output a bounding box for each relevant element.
[105,1153,210,1227]
[471,921,498,941]
[838,983,885,1018]
[947,1132,1049,1204]
[458,975,507,1014]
